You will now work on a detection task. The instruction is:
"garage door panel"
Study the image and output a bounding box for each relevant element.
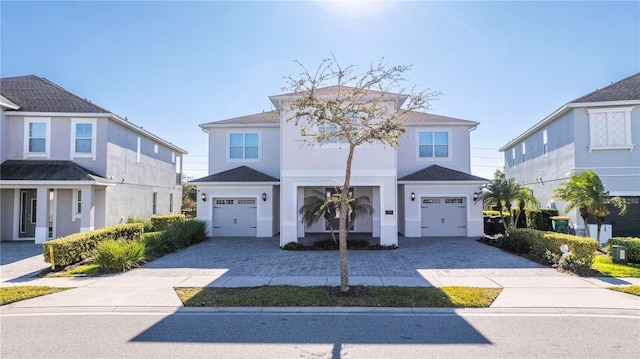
[212,198,257,237]
[421,197,467,237]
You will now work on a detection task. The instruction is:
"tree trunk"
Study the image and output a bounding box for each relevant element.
[338,145,355,292]
[596,216,604,245]
[580,206,590,238]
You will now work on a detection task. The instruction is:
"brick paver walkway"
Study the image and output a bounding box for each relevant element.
[122,236,566,278]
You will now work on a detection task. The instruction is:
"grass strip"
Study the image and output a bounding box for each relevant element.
[175,285,501,308]
[46,263,102,277]
[0,286,70,306]
[591,257,640,277]
[607,285,640,296]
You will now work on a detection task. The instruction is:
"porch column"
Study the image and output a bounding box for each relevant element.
[34,187,48,244]
[279,178,298,246]
[80,187,95,232]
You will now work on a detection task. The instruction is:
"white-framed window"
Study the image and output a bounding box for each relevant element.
[511,148,515,166]
[136,137,141,163]
[73,189,82,220]
[154,144,158,154]
[521,142,526,163]
[543,129,548,157]
[588,107,634,152]
[318,123,339,144]
[152,192,157,215]
[418,131,449,158]
[71,118,97,159]
[23,117,51,158]
[171,151,176,164]
[228,132,260,160]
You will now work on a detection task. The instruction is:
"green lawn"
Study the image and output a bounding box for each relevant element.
[607,285,640,296]
[591,256,640,277]
[175,285,502,308]
[46,263,102,277]
[0,286,70,306]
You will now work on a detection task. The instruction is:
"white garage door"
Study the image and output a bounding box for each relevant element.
[421,197,467,236]
[212,198,257,237]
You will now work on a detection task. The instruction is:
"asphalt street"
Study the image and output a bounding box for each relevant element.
[1,309,637,358]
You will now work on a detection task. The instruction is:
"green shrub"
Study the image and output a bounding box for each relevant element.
[151,214,186,231]
[282,242,302,250]
[503,228,540,254]
[525,209,558,231]
[158,219,207,250]
[139,231,171,258]
[94,239,146,272]
[608,237,640,263]
[482,210,511,218]
[525,229,599,272]
[43,223,144,269]
[127,216,155,232]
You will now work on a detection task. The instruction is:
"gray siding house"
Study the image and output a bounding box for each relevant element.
[0,75,187,243]
[500,73,640,237]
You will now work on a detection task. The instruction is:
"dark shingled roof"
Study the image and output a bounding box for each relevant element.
[0,75,111,113]
[399,165,488,182]
[192,166,279,183]
[571,73,640,103]
[202,110,280,126]
[0,160,109,182]
[399,111,476,125]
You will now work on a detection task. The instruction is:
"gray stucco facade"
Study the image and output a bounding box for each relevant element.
[501,73,640,237]
[0,75,187,243]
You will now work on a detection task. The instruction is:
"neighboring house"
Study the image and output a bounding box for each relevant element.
[500,73,640,237]
[0,75,187,243]
[192,86,487,247]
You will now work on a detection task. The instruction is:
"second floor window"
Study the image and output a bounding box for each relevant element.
[29,123,46,152]
[229,133,259,159]
[75,123,92,153]
[419,131,448,158]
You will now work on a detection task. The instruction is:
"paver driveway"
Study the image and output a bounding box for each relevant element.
[122,236,566,278]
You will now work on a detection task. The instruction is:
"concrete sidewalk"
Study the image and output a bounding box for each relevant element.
[2,273,639,311]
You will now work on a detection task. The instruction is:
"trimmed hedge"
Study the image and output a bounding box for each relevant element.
[43,223,144,269]
[158,219,207,251]
[609,237,640,264]
[150,214,186,231]
[509,228,600,269]
[525,209,559,231]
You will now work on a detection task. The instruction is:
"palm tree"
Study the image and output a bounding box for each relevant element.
[299,190,339,243]
[552,170,627,242]
[513,186,541,228]
[552,172,592,237]
[476,170,523,233]
[299,190,374,243]
[347,195,374,233]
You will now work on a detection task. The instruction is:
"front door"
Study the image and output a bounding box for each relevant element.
[19,189,37,238]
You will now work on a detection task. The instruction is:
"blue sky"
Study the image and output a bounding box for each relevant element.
[2,1,638,180]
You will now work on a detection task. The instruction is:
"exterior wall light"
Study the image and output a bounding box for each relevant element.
[262,192,267,202]
[201,193,207,202]
[410,192,416,201]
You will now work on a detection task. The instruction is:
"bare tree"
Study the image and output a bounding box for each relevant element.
[283,56,439,292]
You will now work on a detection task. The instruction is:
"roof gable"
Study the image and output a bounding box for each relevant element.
[192,166,279,183]
[0,75,111,113]
[399,165,488,182]
[0,160,110,182]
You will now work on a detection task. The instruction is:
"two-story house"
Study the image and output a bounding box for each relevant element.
[0,75,187,243]
[500,73,640,238]
[192,86,487,247]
